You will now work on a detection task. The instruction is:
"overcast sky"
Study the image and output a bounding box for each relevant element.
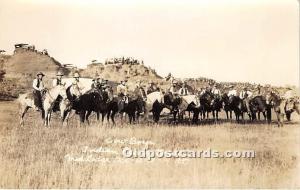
[0,0,298,86]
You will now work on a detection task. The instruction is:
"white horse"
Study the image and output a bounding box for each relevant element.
[18,85,68,127]
[62,77,93,94]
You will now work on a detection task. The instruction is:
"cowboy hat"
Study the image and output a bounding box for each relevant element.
[56,70,64,76]
[36,72,45,76]
[73,72,80,78]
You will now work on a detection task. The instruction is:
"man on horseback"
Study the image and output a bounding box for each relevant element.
[146,81,156,94]
[227,85,237,97]
[117,80,129,111]
[179,81,189,96]
[133,80,147,114]
[199,87,206,96]
[240,87,253,114]
[100,79,109,91]
[91,73,102,91]
[52,70,66,112]
[52,70,65,87]
[169,80,177,95]
[211,83,221,98]
[32,72,46,111]
[70,72,84,98]
[134,80,147,100]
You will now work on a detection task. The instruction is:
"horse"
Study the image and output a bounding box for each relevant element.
[249,96,268,122]
[222,93,233,120]
[146,91,165,123]
[162,93,185,123]
[285,97,300,121]
[59,84,83,125]
[70,88,108,125]
[199,91,214,120]
[181,95,201,123]
[101,87,119,125]
[18,85,68,127]
[266,92,286,127]
[211,94,223,121]
[229,95,251,122]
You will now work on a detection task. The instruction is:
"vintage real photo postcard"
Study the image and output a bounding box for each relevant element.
[0,0,299,189]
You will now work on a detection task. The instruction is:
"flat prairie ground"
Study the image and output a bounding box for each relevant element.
[0,101,299,188]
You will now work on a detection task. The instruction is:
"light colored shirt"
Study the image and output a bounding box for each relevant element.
[117,84,128,95]
[179,87,189,95]
[239,90,253,99]
[228,89,237,96]
[52,78,64,87]
[212,88,221,95]
[32,78,44,91]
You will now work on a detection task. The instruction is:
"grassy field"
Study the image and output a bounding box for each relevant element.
[0,101,299,188]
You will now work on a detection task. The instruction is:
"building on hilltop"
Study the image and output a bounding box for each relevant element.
[14,43,49,56]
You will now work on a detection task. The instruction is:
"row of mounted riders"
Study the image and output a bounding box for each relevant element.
[29,84,298,127]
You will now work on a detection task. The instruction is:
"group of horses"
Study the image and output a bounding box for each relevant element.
[17,78,300,127]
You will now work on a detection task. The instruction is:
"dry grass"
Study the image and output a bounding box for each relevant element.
[0,101,299,188]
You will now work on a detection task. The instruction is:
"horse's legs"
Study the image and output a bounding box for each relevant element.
[62,110,71,127]
[230,111,232,120]
[47,111,52,127]
[41,109,45,120]
[276,112,280,127]
[286,112,291,121]
[262,111,266,121]
[79,111,85,124]
[136,112,140,124]
[192,110,199,124]
[44,110,48,126]
[101,112,106,124]
[111,111,116,125]
[225,111,229,120]
[107,111,111,123]
[96,111,100,121]
[241,112,245,123]
[85,110,92,125]
[173,111,177,123]
[19,106,29,126]
[280,113,284,127]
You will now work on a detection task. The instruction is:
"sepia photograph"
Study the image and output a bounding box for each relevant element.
[0,0,299,188]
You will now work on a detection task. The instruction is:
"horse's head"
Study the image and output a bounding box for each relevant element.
[267,91,280,105]
[221,93,229,104]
